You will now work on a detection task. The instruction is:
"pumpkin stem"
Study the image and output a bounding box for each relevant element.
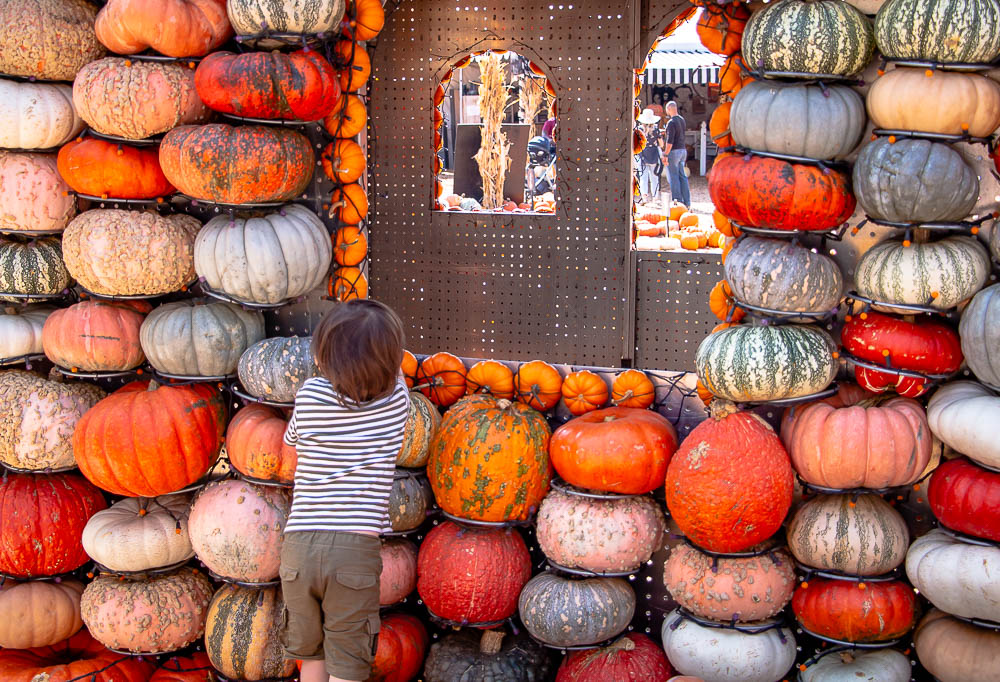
[479,629,505,654]
[838,651,856,664]
[496,398,513,410]
[612,389,634,405]
[855,395,895,409]
[3,306,17,315]
[47,367,63,383]
[607,635,636,652]
[603,415,618,422]
[912,227,931,244]
[147,380,160,391]
[708,399,738,421]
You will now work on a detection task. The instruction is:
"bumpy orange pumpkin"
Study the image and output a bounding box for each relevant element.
[328,266,368,301]
[332,225,367,266]
[416,351,467,407]
[322,139,366,184]
[57,138,175,199]
[465,360,515,400]
[428,394,551,522]
[611,370,655,409]
[561,370,609,416]
[514,360,563,411]
[225,404,297,484]
[95,0,232,57]
[323,93,367,138]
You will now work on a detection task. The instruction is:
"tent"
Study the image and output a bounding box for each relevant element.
[643,48,725,86]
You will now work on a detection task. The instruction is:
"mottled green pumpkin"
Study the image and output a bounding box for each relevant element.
[237,336,317,403]
[396,391,440,468]
[204,584,295,680]
[388,471,432,531]
[875,0,1000,64]
[0,237,71,302]
[518,573,635,647]
[423,630,552,682]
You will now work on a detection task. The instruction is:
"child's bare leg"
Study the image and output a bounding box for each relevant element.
[299,660,328,682]
[328,676,361,682]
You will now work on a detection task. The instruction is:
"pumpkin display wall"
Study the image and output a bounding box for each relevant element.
[194,205,332,305]
[225,404,297,484]
[95,0,233,57]
[0,629,155,682]
[226,0,346,35]
[204,584,296,680]
[518,573,635,647]
[875,0,1000,64]
[0,306,53,360]
[159,124,315,204]
[237,336,317,403]
[906,528,1000,621]
[423,630,552,682]
[0,369,104,471]
[0,0,106,81]
[0,237,71,302]
[82,494,194,573]
[62,209,200,296]
[914,609,1000,682]
[0,81,83,150]
[0,152,77,233]
[959,284,1000,388]
[73,59,210,140]
[56,138,176,200]
[0,579,84,649]
[927,381,1000,468]
[42,300,149,372]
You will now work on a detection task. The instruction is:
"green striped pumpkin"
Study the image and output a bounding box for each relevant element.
[227,0,346,35]
[875,0,1000,64]
[204,584,295,680]
[0,237,71,302]
[724,236,844,318]
[695,325,838,402]
[855,236,990,311]
[397,391,440,468]
[742,0,875,76]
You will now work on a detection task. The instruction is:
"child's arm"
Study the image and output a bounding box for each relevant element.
[283,408,299,447]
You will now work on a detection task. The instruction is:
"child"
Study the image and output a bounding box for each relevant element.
[280,299,410,682]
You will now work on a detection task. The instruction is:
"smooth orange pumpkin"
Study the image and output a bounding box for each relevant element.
[708,280,746,322]
[668,201,687,221]
[335,40,371,92]
[401,350,418,389]
[416,351,467,407]
[680,234,700,250]
[42,300,149,372]
[696,378,713,405]
[57,138,174,199]
[225,404,297,484]
[333,226,367,266]
[322,139,366,184]
[465,359,515,400]
[328,266,368,301]
[550,407,678,494]
[793,578,919,643]
[719,53,752,98]
[713,209,738,237]
[709,101,733,147]
[678,212,700,228]
[344,0,385,41]
[95,0,232,58]
[323,93,367,138]
[514,360,563,411]
[696,3,749,56]
[561,370,609,416]
[611,370,655,409]
[329,182,368,224]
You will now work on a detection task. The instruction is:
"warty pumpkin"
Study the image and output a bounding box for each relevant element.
[81,567,214,654]
[195,49,340,121]
[237,336,317,403]
[0,369,105,471]
[549,406,677,494]
[73,59,210,140]
[396,390,439,468]
[793,577,918,643]
[388,472,432,532]
[204,584,297,680]
[56,138,175,200]
[665,400,793,553]
[428,394,551,522]
[914,609,1000,682]
[0,0,106,81]
[423,630,551,682]
[95,0,233,58]
[140,300,264,377]
[0,579,84,649]
[369,612,428,682]
[514,359,563,411]
[333,225,367,266]
[867,67,1000,136]
[226,0,346,35]
[799,649,911,682]
[226,404,297,483]
[555,633,672,682]
[82,494,194,573]
[0,81,83,151]
[560,369,609,416]
[465,359,515,400]
[787,492,910,575]
[907,529,1000,622]
[730,80,865,160]
[0,471,107,578]
[380,538,417,606]
[323,93,367,138]
[696,3,749,56]
[42,300,148,372]
[73,380,226,497]
[62,209,200,296]
[150,652,215,682]
[709,153,855,232]
[415,351,467,407]
[928,381,1000,467]
[0,305,52,359]
[928,457,1000,541]
[959,283,1000,387]
[160,124,315,204]
[322,138,366,184]
[0,152,76,233]
[0,236,71,302]
[875,0,1000,64]
[518,573,635,647]
[0,629,155,682]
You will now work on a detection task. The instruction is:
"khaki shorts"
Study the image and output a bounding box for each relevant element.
[279,530,382,681]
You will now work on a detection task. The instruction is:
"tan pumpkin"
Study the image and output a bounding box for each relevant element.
[62,209,200,296]
[95,0,233,58]
[0,306,53,359]
[0,81,83,150]
[0,369,105,471]
[0,152,76,234]
[82,494,194,573]
[397,391,440,468]
[914,609,1000,682]
[0,579,84,649]
[0,0,106,81]
[73,59,210,140]
[380,537,417,606]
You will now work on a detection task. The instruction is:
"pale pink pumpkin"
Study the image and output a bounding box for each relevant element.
[187,479,289,582]
[536,487,666,573]
[80,567,214,653]
[380,538,417,606]
[0,152,76,233]
[663,543,796,622]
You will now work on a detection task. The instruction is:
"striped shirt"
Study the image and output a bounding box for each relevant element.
[283,376,410,534]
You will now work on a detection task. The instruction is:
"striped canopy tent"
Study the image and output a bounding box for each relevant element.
[643,48,725,86]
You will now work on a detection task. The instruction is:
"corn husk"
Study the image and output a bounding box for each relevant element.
[473,54,510,209]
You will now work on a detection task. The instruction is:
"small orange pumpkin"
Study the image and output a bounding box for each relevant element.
[668,202,687,221]
[707,231,725,248]
[335,41,371,92]
[708,280,746,322]
[321,139,366,184]
[709,101,733,148]
[332,226,367,266]
[719,53,751,98]
[345,0,385,41]
[696,379,714,406]
[611,370,655,409]
[720,237,735,263]
[514,360,563,411]
[696,4,750,56]
[465,360,515,400]
[329,183,368,224]
[323,93,367,139]
[401,350,418,389]
[416,352,467,407]
[561,370,609,416]
[713,209,738,237]
[328,266,367,300]
[680,234,700,250]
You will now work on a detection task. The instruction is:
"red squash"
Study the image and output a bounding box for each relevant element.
[793,578,919,643]
[370,612,429,682]
[195,50,340,121]
[417,521,532,625]
[555,633,672,682]
[57,138,175,199]
[841,312,962,398]
[665,401,793,553]
[708,153,855,232]
[928,458,1000,541]
[0,630,155,682]
[0,472,106,578]
[150,652,214,681]
[549,407,678,494]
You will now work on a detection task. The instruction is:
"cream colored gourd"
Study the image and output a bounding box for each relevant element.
[914,610,1000,682]
[81,494,194,572]
[0,81,83,150]
[0,306,53,359]
[227,0,346,36]
[800,648,910,682]
[927,381,1000,467]
[959,284,1000,388]
[0,579,84,649]
[906,529,1000,621]
[0,152,77,233]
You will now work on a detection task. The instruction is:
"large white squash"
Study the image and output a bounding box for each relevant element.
[0,80,83,150]
[0,306,53,359]
[915,609,1000,682]
[906,529,1000,622]
[800,648,909,682]
[81,494,194,572]
[927,381,1000,468]
[959,284,1000,388]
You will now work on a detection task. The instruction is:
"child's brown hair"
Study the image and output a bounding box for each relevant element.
[312,299,405,404]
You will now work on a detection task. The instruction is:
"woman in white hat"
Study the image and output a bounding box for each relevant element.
[636,108,664,204]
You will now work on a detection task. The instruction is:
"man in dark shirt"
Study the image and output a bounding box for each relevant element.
[663,101,691,207]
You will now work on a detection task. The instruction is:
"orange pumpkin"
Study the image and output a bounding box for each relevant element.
[225,404,296,484]
[514,360,563,411]
[321,139,366,185]
[561,370,609,416]
[332,226,367,266]
[94,0,232,58]
[416,352,467,407]
[713,209,738,237]
[344,0,385,41]
[696,379,714,405]
[611,370,655,409]
[329,182,368,224]
[401,350,418,389]
[709,101,733,147]
[57,138,174,200]
[719,53,752,98]
[720,237,735,263]
[680,234,700,250]
[678,212,700,228]
[465,359,515,400]
[328,266,367,300]
[550,407,678,494]
[707,231,725,248]
[793,578,919,643]
[696,4,750,56]
[668,202,687,221]
[709,280,746,322]
[323,94,367,139]
[335,41,371,92]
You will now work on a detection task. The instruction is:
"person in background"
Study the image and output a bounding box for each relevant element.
[636,108,663,204]
[663,100,691,208]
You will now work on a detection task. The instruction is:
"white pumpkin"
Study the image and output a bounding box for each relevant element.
[991,221,1000,262]
[0,80,83,150]
[194,204,333,304]
[927,381,1000,468]
[660,609,796,682]
[959,284,1000,388]
[800,648,910,682]
[0,152,77,233]
[914,609,1000,682]
[81,494,194,573]
[0,306,54,359]
[906,529,1000,622]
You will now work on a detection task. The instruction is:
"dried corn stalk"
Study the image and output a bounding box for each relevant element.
[474,54,510,210]
[519,76,545,139]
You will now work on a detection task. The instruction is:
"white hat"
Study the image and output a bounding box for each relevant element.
[637,108,660,125]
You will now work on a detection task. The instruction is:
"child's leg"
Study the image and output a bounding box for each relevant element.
[299,660,329,682]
